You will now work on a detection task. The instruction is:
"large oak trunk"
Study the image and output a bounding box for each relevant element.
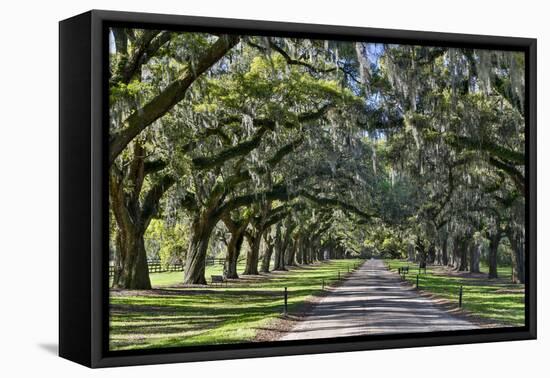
[224,227,245,279]
[453,236,469,271]
[272,224,286,271]
[507,227,525,284]
[295,234,304,264]
[109,144,152,290]
[109,142,176,289]
[184,215,216,285]
[243,231,262,275]
[260,232,274,273]
[469,242,480,273]
[415,237,426,265]
[285,240,297,266]
[113,225,151,289]
[316,247,324,261]
[441,236,449,266]
[427,244,436,264]
[305,235,317,264]
[488,232,500,278]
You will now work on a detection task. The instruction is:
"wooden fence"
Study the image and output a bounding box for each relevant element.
[108,257,238,277]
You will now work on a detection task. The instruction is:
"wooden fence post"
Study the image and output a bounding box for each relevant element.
[284,287,288,315]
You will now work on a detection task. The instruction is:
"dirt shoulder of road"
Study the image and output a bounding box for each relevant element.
[253,270,357,342]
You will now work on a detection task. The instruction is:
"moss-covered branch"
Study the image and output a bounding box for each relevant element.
[298,190,374,222]
[111,31,174,86]
[445,134,524,166]
[109,35,240,165]
[192,127,270,170]
[488,157,525,196]
[191,104,329,172]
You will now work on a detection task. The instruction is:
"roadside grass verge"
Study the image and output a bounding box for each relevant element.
[384,259,524,326]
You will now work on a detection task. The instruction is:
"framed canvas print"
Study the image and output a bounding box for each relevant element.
[59,10,536,368]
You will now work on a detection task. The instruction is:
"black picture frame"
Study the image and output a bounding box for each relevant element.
[59,9,537,368]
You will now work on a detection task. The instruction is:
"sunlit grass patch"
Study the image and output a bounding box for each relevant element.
[384,259,525,326]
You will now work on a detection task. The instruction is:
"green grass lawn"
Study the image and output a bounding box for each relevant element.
[384,259,524,326]
[110,261,246,287]
[110,259,362,351]
[479,261,514,280]
[149,261,248,287]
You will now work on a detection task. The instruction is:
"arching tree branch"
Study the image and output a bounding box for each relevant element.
[109,34,240,166]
